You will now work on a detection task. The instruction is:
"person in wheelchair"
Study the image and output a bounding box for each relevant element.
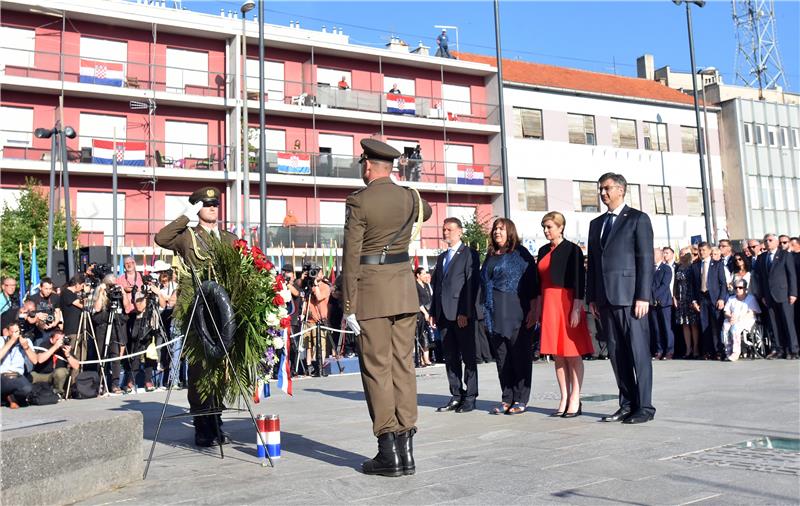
[721,279,760,361]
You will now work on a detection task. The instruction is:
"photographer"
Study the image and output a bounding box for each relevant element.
[301,265,331,376]
[17,300,46,345]
[0,277,19,321]
[124,290,160,392]
[92,274,127,394]
[27,278,62,343]
[31,330,79,398]
[156,266,178,388]
[1,319,38,408]
[58,274,86,338]
[116,256,144,318]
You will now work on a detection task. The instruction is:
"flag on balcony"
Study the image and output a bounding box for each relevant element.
[456,164,484,186]
[386,94,416,115]
[79,59,124,87]
[277,152,311,175]
[92,140,146,166]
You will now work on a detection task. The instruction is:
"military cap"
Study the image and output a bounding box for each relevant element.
[189,186,221,205]
[359,138,401,163]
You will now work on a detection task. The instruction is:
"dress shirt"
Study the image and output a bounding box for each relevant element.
[600,204,626,239]
[701,258,710,293]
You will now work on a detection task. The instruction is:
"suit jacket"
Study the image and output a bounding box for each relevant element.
[537,240,585,299]
[651,263,673,307]
[587,205,654,307]
[690,259,728,304]
[751,249,798,304]
[341,177,432,320]
[154,215,237,269]
[430,243,480,321]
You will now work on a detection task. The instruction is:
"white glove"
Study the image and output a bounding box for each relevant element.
[183,201,204,220]
[345,313,361,336]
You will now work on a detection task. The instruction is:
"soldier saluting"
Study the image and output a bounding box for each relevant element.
[155,186,237,447]
[343,139,432,476]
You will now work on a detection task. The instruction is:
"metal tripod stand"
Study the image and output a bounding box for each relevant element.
[65,304,110,398]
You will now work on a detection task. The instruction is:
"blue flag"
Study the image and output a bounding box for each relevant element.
[29,242,40,296]
[18,245,27,305]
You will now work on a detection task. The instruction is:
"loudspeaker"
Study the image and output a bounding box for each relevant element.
[78,246,112,271]
[51,249,69,288]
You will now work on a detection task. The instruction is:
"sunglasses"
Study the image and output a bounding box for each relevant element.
[780,241,789,245]
[203,200,220,208]
[735,287,746,291]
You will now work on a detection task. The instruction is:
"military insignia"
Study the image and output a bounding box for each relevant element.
[206,189,215,197]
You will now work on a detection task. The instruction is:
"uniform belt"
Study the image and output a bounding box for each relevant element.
[360,252,409,265]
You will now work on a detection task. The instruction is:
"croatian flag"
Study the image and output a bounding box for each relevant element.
[79,59,124,87]
[386,94,416,115]
[92,140,146,166]
[456,164,484,186]
[276,152,311,175]
[277,327,293,396]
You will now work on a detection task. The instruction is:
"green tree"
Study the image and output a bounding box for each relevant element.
[0,178,80,284]
[461,209,493,261]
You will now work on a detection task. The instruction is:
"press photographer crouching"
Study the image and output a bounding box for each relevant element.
[31,329,80,399]
[1,319,38,408]
[92,272,127,394]
[301,264,331,377]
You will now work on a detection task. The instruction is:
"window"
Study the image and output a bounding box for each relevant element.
[0,26,35,68]
[444,144,474,180]
[792,128,799,148]
[748,176,760,209]
[164,120,208,160]
[780,127,788,147]
[680,126,698,153]
[574,181,599,213]
[649,185,672,215]
[518,178,547,211]
[246,59,285,102]
[611,118,637,149]
[643,121,668,151]
[446,206,477,225]
[318,133,353,156]
[568,114,595,145]
[760,176,773,209]
[441,83,471,116]
[319,201,346,226]
[513,108,543,139]
[248,128,286,155]
[687,188,705,217]
[76,191,126,246]
[382,76,415,96]
[754,125,764,145]
[166,48,208,92]
[623,183,641,210]
[79,113,126,148]
[0,107,33,147]
[786,179,798,211]
[249,198,286,225]
[743,123,752,144]
[767,126,777,146]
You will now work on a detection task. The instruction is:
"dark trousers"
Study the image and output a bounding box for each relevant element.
[600,305,655,416]
[489,327,532,406]
[765,299,799,354]
[188,361,222,438]
[474,319,492,363]
[1,373,32,403]
[649,305,674,355]
[440,318,478,401]
[698,293,723,356]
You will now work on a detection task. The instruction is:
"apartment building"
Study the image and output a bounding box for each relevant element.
[0,0,501,262]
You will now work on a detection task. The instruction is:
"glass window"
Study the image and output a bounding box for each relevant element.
[517,178,547,211]
[792,128,799,148]
[774,178,785,210]
[787,179,798,211]
[767,126,777,146]
[0,26,35,68]
[0,106,33,147]
[574,181,599,212]
[780,127,788,147]
[760,176,773,209]
[76,191,126,246]
[79,113,127,148]
[164,120,208,160]
[754,125,763,145]
[568,114,596,145]
[680,126,698,153]
[643,121,668,151]
[166,47,208,92]
[246,59,285,102]
[649,185,673,215]
[687,188,704,217]
[743,123,752,144]
[611,118,637,149]
[442,83,472,116]
[624,183,641,210]
[513,108,543,139]
[748,175,760,209]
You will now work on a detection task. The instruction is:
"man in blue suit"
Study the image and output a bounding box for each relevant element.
[588,173,655,425]
[752,234,798,359]
[649,248,674,360]
[690,242,728,359]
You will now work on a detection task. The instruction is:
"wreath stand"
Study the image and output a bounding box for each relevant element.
[143,265,274,479]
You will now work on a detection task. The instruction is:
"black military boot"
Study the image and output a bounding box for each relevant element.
[362,432,402,477]
[396,429,416,475]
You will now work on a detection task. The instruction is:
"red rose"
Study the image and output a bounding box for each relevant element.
[274,279,283,291]
[264,260,274,272]
[233,239,248,254]
[280,317,292,328]
[273,294,285,306]
[251,246,265,258]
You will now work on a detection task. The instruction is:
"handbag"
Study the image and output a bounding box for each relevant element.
[145,337,158,361]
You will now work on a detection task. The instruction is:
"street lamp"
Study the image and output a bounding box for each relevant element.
[698,66,718,241]
[673,0,713,244]
[35,125,77,278]
[241,0,255,242]
[492,0,511,218]
[257,0,267,248]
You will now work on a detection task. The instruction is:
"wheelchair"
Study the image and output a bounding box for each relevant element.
[740,316,770,359]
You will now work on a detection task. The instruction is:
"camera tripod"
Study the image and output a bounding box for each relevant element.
[65,304,110,398]
[294,281,327,377]
[144,265,274,479]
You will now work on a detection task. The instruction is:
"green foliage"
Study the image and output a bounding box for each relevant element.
[0,178,80,282]
[461,209,493,261]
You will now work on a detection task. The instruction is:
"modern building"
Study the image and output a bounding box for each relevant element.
[461,53,726,249]
[0,0,502,268]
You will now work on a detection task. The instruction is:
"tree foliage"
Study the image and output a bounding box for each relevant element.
[0,178,80,283]
[461,209,493,262]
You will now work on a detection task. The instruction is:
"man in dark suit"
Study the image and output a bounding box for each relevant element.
[649,249,674,360]
[792,237,800,339]
[690,242,728,360]
[752,234,798,359]
[430,217,480,413]
[587,172,655,425]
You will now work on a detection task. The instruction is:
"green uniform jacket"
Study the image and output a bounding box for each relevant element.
[154,215,237,269]
[342,177,432,320]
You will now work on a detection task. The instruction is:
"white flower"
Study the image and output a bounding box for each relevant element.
[278,306,288,318]
[266,312,280,327]
[279,288,292,305]
[272,336,284,350]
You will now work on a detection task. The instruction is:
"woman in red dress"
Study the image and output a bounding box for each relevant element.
[537,211,593,418]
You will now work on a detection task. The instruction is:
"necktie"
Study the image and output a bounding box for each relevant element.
[600,213,615,247]
[701,261,708,293]
[767,252,774,270]
[443,249,454,274]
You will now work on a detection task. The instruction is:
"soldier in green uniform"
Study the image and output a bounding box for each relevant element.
[154,186,238,447]
[343,139,432,476]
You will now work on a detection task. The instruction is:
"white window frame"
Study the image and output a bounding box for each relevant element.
[686,187,705,217]
[767,126,777,147]
[624,183,641,210]
[383,76,415,96]
[248,198,287,226]
[166,47,208,93]
[76,191,126,246]
[79,113,127,149]
[567,113,596,145]
[754,124,764,145]
[611,118,637,149]
[643,121,668,151]
[446,206,476,225]
[0,189,22,210]
[518,178,547,212]
[246,59,285,102]
[443,143,474,180]
[513,107,544,139]
[0,26,35,69]
[649,185,673,215]
[318,67,351,88]
[574,181,600,213]
[743,123,752,144]
[442,83,471,116]
[0,106,34,147]
[164,120,208,160]
[80,36,127,66]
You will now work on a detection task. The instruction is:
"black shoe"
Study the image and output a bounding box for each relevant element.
[455,400,475,413]
[362,432,403,477]
[562,402,582,418]
[766,351,779,360]
[195,431,231,447]
[622,410,654,424]
[436,399,461,412]
[396,429,416,476]
[600,407,631,422]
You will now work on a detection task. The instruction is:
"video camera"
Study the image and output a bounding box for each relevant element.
[302,263,322,291]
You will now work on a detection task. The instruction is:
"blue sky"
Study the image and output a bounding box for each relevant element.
[186,0,799,92]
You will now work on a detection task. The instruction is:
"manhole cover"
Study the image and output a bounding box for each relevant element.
[667,437,800,476]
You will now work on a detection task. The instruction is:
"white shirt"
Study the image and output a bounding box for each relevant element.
[724,294,760,327]
[0,336,30,374]
[600,204,626,239]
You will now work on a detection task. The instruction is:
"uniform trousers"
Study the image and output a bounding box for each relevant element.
[357,313,418,437]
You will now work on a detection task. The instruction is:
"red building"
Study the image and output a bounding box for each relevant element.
[0,0,502,264]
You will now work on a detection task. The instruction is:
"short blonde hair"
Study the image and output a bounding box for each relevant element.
[541,211,566,230]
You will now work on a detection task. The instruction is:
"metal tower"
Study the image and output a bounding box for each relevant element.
[732,0,787,98]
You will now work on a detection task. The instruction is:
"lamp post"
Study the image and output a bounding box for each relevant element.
[257,0,267,248]
[698,66,718,242]
[241,0,255,242]
[35,127,59,278]
[673,0,713,243]
[656,114,671,245]
[493,0,511,218]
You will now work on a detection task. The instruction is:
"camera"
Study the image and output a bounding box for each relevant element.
[142,273,156,286]
[302,263,322,291]
[62,335,72,346]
